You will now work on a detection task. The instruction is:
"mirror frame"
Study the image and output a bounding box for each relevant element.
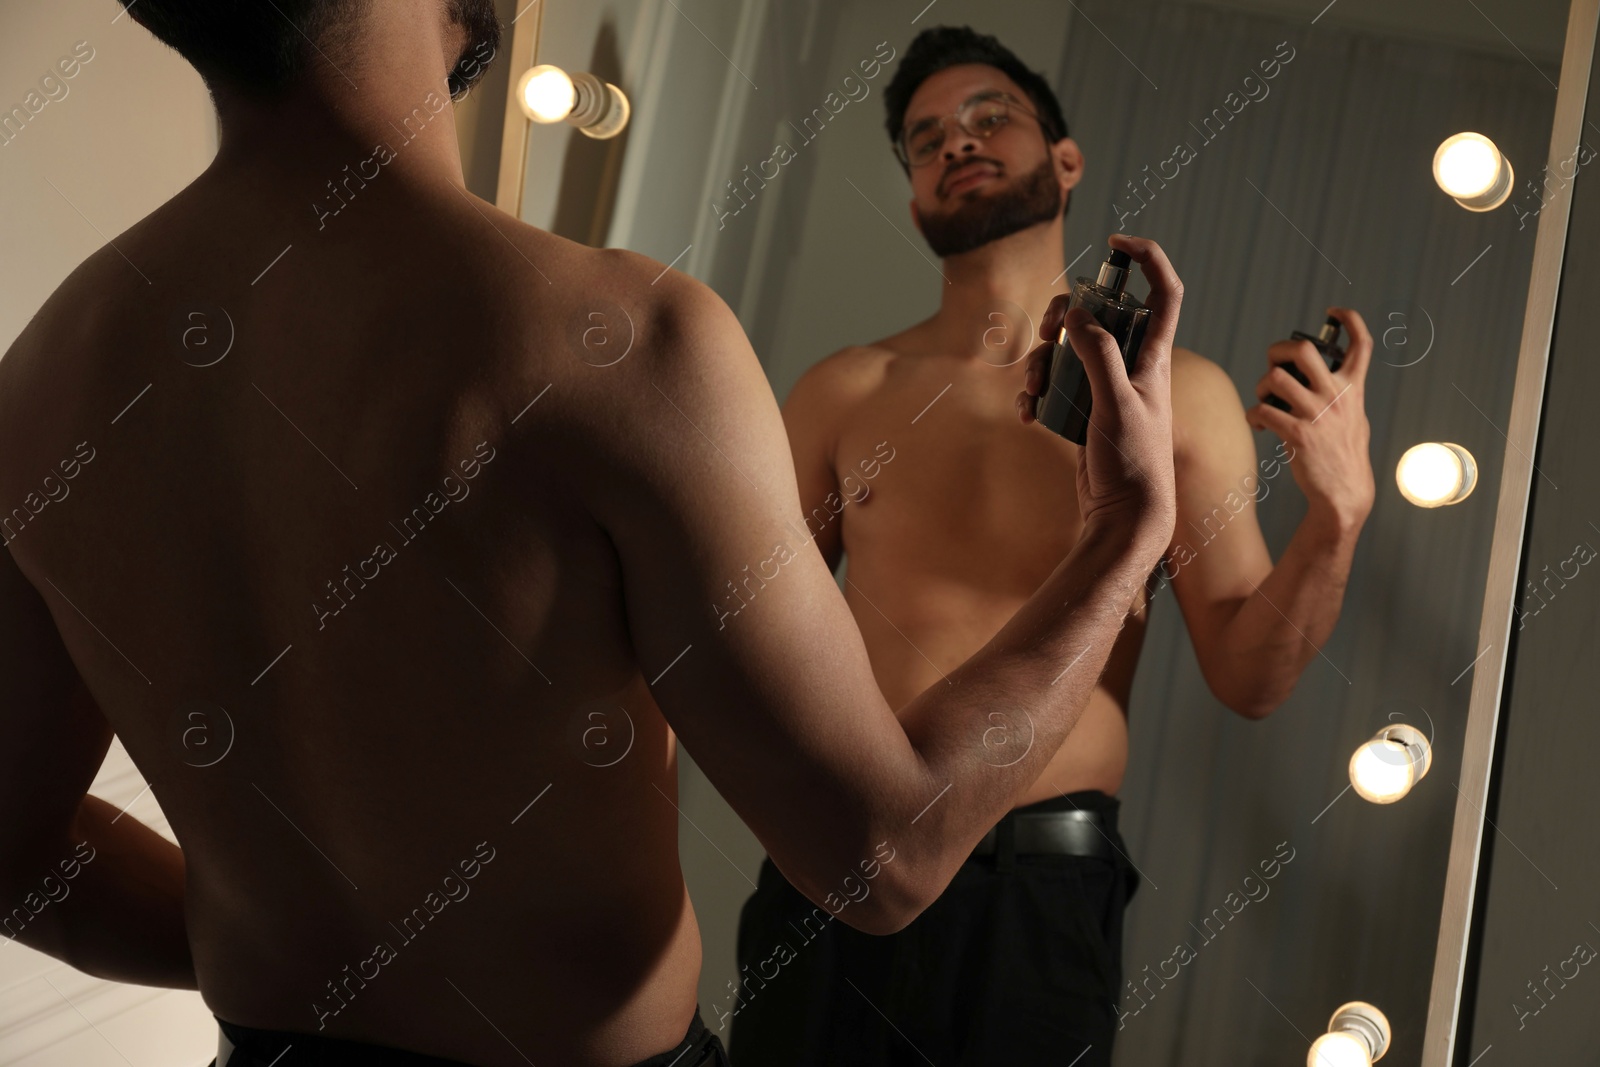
[486,3,1600,1060]
[493,0,545,217]
[1424,0,1600,1061]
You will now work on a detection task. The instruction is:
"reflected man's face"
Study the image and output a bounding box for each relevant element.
[899,64,1082,258]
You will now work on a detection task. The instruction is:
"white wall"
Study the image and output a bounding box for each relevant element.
[0,0,216,351]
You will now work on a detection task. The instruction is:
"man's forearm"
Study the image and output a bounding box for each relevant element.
[890,518,1164,908]
[5,794,195,989]
[1216,507,1364,717]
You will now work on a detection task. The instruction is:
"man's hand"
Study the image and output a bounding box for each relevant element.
[1018,233,1180,557]
[1244,306,1376,532]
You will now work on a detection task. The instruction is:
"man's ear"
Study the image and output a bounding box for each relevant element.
[1054,136,1085,195]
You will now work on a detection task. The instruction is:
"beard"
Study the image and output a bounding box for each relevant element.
[919,155,1067,258]
[446,0,503,99]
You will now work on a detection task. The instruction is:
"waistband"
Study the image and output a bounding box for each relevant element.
[1011,788,1121,823]
[215,1006,718,1067]
[969,789,1122,862]
[633,1006,718,1067]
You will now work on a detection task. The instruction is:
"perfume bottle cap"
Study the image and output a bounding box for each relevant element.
[1316,315,1341,345]
[1096,250,1132,294]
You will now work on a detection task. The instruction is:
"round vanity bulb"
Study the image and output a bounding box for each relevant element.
[1350,724,1431,804]
[518,64,577,123]
[574,78,631,140]
[1433,133,1514,211]
[1396,442,1477,508]
[1309,1032,1372,1067]
[1310,1001,1391,1066]
[515,66,630,139]
[1350,741,1415,802]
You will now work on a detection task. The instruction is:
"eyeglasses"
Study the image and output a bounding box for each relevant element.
[895,90,1047,169]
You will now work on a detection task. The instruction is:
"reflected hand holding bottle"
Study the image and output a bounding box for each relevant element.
[1017,233,1180,559]
[1245,306,1377,534]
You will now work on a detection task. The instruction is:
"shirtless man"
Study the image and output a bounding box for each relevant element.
[730,26,1376,1067]
[0,5,1184,1066]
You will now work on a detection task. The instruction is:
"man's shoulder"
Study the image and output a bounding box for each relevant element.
[1169,346,1238,410]
[1167,346,1248,457]
[545,244,742,351]
[783,341,898,412]
[466,228,746,394]
[1170,344,1221,377]
[0,244,127,407]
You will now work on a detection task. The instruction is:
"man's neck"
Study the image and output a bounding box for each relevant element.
[204,13,469,208]
[214,82,465,186]
[931,219,1073,357]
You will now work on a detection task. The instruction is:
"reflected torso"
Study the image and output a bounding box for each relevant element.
[817,321,1155,807]
[0,174,702,1067]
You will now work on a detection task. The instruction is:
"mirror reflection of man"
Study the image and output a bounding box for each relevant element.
[730,25,1376,1067]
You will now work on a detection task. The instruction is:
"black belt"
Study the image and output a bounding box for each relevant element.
[970,808,1115,860]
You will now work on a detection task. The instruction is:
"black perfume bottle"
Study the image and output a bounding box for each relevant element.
[1265,316,1345,412]
[1034,249,1151,445]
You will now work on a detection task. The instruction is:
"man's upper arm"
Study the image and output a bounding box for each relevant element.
[0,545,114,887]
[579,273,923,923]
[1166,352,1275,686]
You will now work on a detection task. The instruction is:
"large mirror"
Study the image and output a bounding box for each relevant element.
[500,0,1580,1062]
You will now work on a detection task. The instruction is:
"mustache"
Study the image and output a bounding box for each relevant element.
[940,157,1005,195]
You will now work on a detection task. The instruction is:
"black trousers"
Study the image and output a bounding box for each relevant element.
[727,791,1138,1067]
[210,1005,730,1066]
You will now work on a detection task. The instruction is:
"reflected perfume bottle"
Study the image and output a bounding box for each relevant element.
[1265,315,1345,412]
[1034,249,1151,445]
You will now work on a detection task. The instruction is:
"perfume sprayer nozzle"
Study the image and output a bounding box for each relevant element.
[1096,249,1133,293]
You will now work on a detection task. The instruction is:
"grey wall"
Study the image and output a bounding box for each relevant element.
[1460,27,1600,1063]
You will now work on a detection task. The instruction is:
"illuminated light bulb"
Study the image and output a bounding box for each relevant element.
[1309,1032,1372,1067]
[1308,1002,1391,1066]
[515,66,631,139]
[1349,723,1431,803]
[518,64,577,123]
[1433,132,1514,211]
[1396,442,1477,508]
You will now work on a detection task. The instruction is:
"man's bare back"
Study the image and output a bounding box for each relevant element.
[0,164,718,1064]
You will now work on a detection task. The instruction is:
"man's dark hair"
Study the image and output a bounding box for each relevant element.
[120,0,500,98]
[883,26,1069,169]
[121,0,369,92]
